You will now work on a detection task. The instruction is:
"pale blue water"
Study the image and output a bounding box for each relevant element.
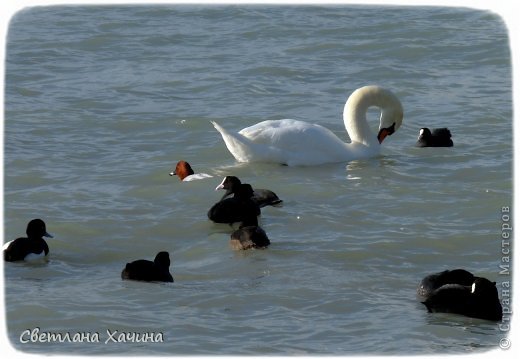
[3,5,512,355]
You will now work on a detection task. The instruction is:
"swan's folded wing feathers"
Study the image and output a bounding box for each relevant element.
[238,119,296,145]
[241,120,347,152]
[213,118,378,166]
[212,121,282,163]
[237,119,359,165]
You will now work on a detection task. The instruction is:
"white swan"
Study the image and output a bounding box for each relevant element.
[211,85,403,166]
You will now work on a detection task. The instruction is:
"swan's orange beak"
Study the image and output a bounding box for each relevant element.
[377,123,396,144]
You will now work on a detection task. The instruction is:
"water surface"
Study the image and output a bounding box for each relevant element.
[3,5,512,355]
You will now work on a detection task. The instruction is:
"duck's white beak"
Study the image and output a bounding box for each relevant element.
[215,177,226,191]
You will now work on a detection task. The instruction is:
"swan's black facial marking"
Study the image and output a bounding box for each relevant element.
[377,122,396,144]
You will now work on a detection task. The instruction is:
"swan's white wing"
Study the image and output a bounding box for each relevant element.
[240,119,343,147]
[213,119,378,166]
[212,121,282,163]
[240,119,358,165]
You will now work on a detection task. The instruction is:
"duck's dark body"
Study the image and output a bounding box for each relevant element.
[121,251,174,283]
[416,128,453,147]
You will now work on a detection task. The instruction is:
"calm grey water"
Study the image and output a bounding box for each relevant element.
[3,5,512,355]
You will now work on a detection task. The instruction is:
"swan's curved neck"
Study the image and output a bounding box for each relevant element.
[343,86,403,147]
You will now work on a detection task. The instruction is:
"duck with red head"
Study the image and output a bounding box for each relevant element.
[169,160,213,181]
